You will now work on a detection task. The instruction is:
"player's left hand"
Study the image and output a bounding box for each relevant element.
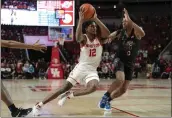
[123,8,132,24]
[32,40,47,53]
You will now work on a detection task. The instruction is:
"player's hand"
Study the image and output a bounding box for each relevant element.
[123,8,132,24]
[32,40,47,53]
[107,37,113,43]
[79,7,85,21]
[107,35,120,43]
[107,36,118,43]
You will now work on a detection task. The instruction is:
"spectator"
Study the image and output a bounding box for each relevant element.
[16,60,23,79]
[39,69,46,80]
[146,59,152,78]
[1,64,13,79]
[161,64,172,79]
[28,64,35,79]
[101,65,109,79]
[133,61,141,78]
[152,65,161,78]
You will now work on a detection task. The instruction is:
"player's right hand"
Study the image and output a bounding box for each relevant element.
[107,37,113,43]
[79,7,85,21]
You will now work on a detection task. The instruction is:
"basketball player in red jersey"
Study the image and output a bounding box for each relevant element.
[99,8,145,111]
[31,8,110,116]
[1,39,46,117]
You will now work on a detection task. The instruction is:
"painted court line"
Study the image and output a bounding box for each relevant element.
[112,106,139,117]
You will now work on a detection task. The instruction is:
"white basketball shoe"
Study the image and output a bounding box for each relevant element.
[32,102,43,116]
[58,91,73,107]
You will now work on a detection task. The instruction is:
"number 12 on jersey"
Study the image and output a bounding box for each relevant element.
[89,48,96,57]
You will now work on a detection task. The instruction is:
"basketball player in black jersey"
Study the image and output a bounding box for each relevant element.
[99,8,145,111]
[1,39,46,117]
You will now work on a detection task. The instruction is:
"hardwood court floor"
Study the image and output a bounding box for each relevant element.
[1,78,171,117]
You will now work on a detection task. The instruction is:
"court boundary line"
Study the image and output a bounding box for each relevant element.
[112,106,140,117]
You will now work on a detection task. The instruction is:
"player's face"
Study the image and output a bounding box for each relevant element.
[122,17,128,29]
[86,22,97,35]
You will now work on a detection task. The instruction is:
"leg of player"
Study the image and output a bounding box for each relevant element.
[1,82,32,117]
[102,80,130,111]
[73,79,98,96]
[102,81,130,116]
[100,64,133,111]
[32,81,73,115]
[110,80,130,99]
[110,66,133,99]
[42,81,73,104]
[58,79,99,106]
[99,59,125,110]
[99,71,125,110]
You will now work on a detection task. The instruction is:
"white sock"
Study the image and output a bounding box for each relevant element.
[36,102,43,108]
[39,102,43,106]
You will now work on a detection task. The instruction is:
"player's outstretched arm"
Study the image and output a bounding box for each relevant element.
[76,8,86,43]
[1,39,47,52]
[109,30,122,40]
[132,22,145,39]
[124,8,145,39]
[102,30,122,44]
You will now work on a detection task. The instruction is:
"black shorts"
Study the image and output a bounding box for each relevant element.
[113,58,134,80]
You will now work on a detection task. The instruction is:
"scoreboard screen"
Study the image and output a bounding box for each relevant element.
[1,0,74,26]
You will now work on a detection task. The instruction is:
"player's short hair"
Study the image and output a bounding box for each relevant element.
[82,20,96,33]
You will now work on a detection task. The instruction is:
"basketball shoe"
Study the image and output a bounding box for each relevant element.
[58,91,73,106]
[104,101,111,111]
[32,102,43,116]
[11,107,32,117]
[98,94,109,109]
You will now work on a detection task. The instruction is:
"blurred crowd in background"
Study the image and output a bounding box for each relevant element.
[1,0,36,10]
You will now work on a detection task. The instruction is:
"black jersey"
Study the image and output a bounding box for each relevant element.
[116,29,140,66]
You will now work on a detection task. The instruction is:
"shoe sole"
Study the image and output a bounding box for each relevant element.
[104,107,112,111]
[98,102,101,109]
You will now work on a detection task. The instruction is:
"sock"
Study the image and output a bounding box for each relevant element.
[35,102,43,109]
[104,92,110,98]
[38,102,43,107]
[108,96,112,102]
[8,104,18,113]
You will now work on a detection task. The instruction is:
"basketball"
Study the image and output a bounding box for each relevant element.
[80,3,95,19]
